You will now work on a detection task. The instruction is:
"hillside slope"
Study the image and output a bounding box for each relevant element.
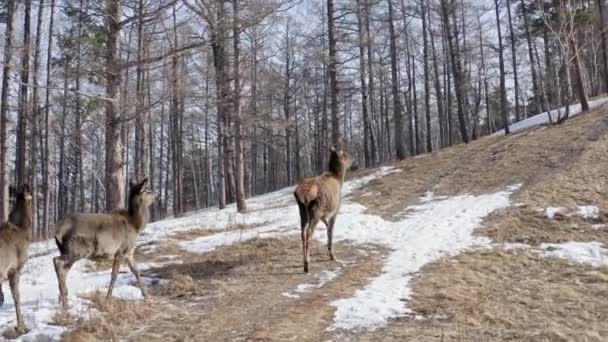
[2,104,608,341]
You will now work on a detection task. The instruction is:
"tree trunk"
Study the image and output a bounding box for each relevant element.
[283,21,292,184]
[16,0,32,186]
[233,0,246,212]
[571,39,590,111]
[327,0,341,145]
[0,0,15,220]
[441,0,470,142]
[429,4,445,148]
[494,0,510,134]
[421,0,432,153]
[356,0,372,167]
[388,0,407,159]
[31,0,46,237]
[478,15,492,134]
[104,0,125,211]
[520,0,544,116]
[135,0,148,179]
[364,0,379,164]
[505,0,520,121]
[212,0,227,209]
[42,0,55,235]
[598,0,608,92]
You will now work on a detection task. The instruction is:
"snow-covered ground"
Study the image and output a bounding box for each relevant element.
[541,242,608,267]
[1,166,522,340]
[543,205,601,220]
[495,97,608,136]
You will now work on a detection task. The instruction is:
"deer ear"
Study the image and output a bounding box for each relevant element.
[139,178,149,191]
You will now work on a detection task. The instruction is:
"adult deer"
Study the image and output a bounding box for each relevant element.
[0,184,33,334]
[294,145,353,273]
[53,178,155,310]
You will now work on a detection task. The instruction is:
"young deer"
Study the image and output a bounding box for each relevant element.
[294,145,353,273]
[0,184,33,334]
[53,178,155,310]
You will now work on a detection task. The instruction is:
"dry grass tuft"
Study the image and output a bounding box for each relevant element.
[61,331,99,342]
[51,310,77,326]
[2,327,27,340]
[59,291,158,341]
[167,227,216,241]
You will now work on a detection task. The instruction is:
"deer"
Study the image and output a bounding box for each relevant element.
[53,178,156,310]
[294,144,353,273]
[0,184,33,334]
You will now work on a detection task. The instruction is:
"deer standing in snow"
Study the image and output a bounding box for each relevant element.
[53,178,155,310]
[294,145,353,273]
[0,184,33,334]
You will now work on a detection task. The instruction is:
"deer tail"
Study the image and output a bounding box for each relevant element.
[54,219,73,256]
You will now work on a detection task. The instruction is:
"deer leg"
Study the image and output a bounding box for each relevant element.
[327,215,337,261]
[126,254,147,300]
[8,271,27,334]
[106,254,123,301]
[298,202,310,273]
[0,282,4,307]
[53,256,72,311]
[304,217,320,273]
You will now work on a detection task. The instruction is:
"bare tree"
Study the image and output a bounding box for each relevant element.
[494,0,510,134]
[0,0,15,220]
[104,0,126,210]
[388,0,406,159]
[328,0,340,145]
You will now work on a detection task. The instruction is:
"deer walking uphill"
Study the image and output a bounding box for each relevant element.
[294,145,353,273]
[0,184,33,334]
[54,178,156,310]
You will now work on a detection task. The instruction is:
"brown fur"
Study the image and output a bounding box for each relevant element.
[0,184,33,335]
[294,146,353,273]
[53,178,156,310]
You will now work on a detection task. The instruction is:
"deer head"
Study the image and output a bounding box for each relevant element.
[128,178,156,210]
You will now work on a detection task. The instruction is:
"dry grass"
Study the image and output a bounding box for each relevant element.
[410,249,608,341]
[353,104,608,219]
[2,327,27,340]
[117,236,386,341]
[167,222,267,242]
[477,108,608,245]
[58,292,159,342]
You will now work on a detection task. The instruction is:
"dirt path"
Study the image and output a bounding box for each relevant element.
[62,235,387,341]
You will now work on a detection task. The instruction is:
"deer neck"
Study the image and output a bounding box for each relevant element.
[328,152,347,186]
[127,203,149,233]
[334,168,347,187]
[8,201,32,232]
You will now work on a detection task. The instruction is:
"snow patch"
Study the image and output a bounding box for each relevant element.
[544,207,564,219]
[541,242,608,267]
[575,206,600,220]
[495,97,608,135]
[281,292,300,299]
[329,185,519,331]
[295,270,340,294]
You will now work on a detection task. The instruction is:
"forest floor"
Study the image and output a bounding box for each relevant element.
[3,103,608,341]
